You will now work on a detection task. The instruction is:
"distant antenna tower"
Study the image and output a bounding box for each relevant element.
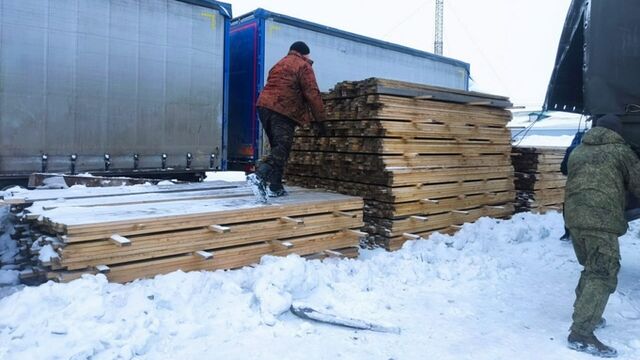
[435,0,444,55]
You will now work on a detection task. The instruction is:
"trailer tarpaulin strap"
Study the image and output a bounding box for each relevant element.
[544,0,640,116]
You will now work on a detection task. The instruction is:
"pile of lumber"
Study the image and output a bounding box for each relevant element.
[286,78,516,250]
[2,182,364,283]
[512,146,567,213]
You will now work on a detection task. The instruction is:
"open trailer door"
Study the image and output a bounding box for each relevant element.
[544,0,640,117]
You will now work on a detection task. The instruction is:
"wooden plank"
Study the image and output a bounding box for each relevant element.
[58,210,362,269]
[28,173,171,189]
[327,78,510,104]
[39,188,363,241]
[333,211,357,218]
[285,176,515,204]
[326,100,511,127]
[279,216,304,225]
[288,151,512,170]
[384,178,515,203]
[52,231,361,283]
[95,265,110,273]
[3,181,242,204]
[208,225,231,233]
[34,186,287,213]
[287,162,513,187]
[294,120,511,142]
[292,137,512,155]
[390,166,514,186]
[109,234,132,247]
[269,240,295,250]
[194,251,214,260]
[380,205,514,237]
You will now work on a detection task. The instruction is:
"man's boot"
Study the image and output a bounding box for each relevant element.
[268,183,288,197]
[267,167,287,197]
[567,331,617,358]
[247,162,272,203]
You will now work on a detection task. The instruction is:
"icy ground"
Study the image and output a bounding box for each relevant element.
[1,211,640,359]
[514,134,574,147]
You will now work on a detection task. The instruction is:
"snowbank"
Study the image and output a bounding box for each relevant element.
[1,212,640,359]
[0,205,19,287]
[514,134,574,147]
[205,171,247,182]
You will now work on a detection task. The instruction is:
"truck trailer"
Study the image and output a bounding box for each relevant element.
[544,0,640,148]
[227,8,470,170]
[0,0,231,186]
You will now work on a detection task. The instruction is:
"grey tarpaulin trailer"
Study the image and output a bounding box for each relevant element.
[0,0,231,185]
[227,8,470,170]
[544,0,640,147]
[544,0,640,217]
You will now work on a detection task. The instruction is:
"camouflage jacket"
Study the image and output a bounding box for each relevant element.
[257,50,325,125]
[564,127,640,235]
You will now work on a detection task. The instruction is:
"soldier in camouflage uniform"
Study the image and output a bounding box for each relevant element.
[247,41,326,202]
[564,114,640,357]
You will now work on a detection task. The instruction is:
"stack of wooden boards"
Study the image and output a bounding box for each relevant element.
[2,182,364,283]
[511,146,567,213]
[287,78,516,250]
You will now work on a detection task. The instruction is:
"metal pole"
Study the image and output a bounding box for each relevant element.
[435,0,444,55]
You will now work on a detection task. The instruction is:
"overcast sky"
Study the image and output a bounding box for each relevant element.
[226,0,573,108]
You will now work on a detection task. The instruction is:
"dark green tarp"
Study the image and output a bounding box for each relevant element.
[544,0,640,116]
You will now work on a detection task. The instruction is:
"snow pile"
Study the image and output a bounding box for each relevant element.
[0,205,19,286]
[205,171,247,182]
[39,176,70,189]
[1,212,640,359]
[36,245,57,264]
[514,134,573,147]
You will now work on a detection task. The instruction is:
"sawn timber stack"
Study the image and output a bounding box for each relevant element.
[2,181,364,283]
[511,146,567,213]
[286,78,516,250]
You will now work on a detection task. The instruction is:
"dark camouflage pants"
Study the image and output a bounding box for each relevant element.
[257,107,297,187]
[570,229,621,335]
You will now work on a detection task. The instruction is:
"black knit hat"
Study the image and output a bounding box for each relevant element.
[596,114,623,135]
[290,41,310,55]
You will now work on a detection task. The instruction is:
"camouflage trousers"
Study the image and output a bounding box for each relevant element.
[569,229,621,335]
[257,107,297,187]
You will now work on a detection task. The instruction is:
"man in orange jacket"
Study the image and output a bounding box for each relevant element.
[247,41,326,202]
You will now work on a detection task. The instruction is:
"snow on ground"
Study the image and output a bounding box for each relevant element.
[1,211,640,359]
[514,134,574,147]
[0,206,19,289]
[205,171,247,182]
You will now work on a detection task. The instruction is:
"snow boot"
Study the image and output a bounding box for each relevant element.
[247,162,273,203]
[560,229,572,241]
[567,331,617,358]
[247,173,268,203]
[268,184,288,197]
